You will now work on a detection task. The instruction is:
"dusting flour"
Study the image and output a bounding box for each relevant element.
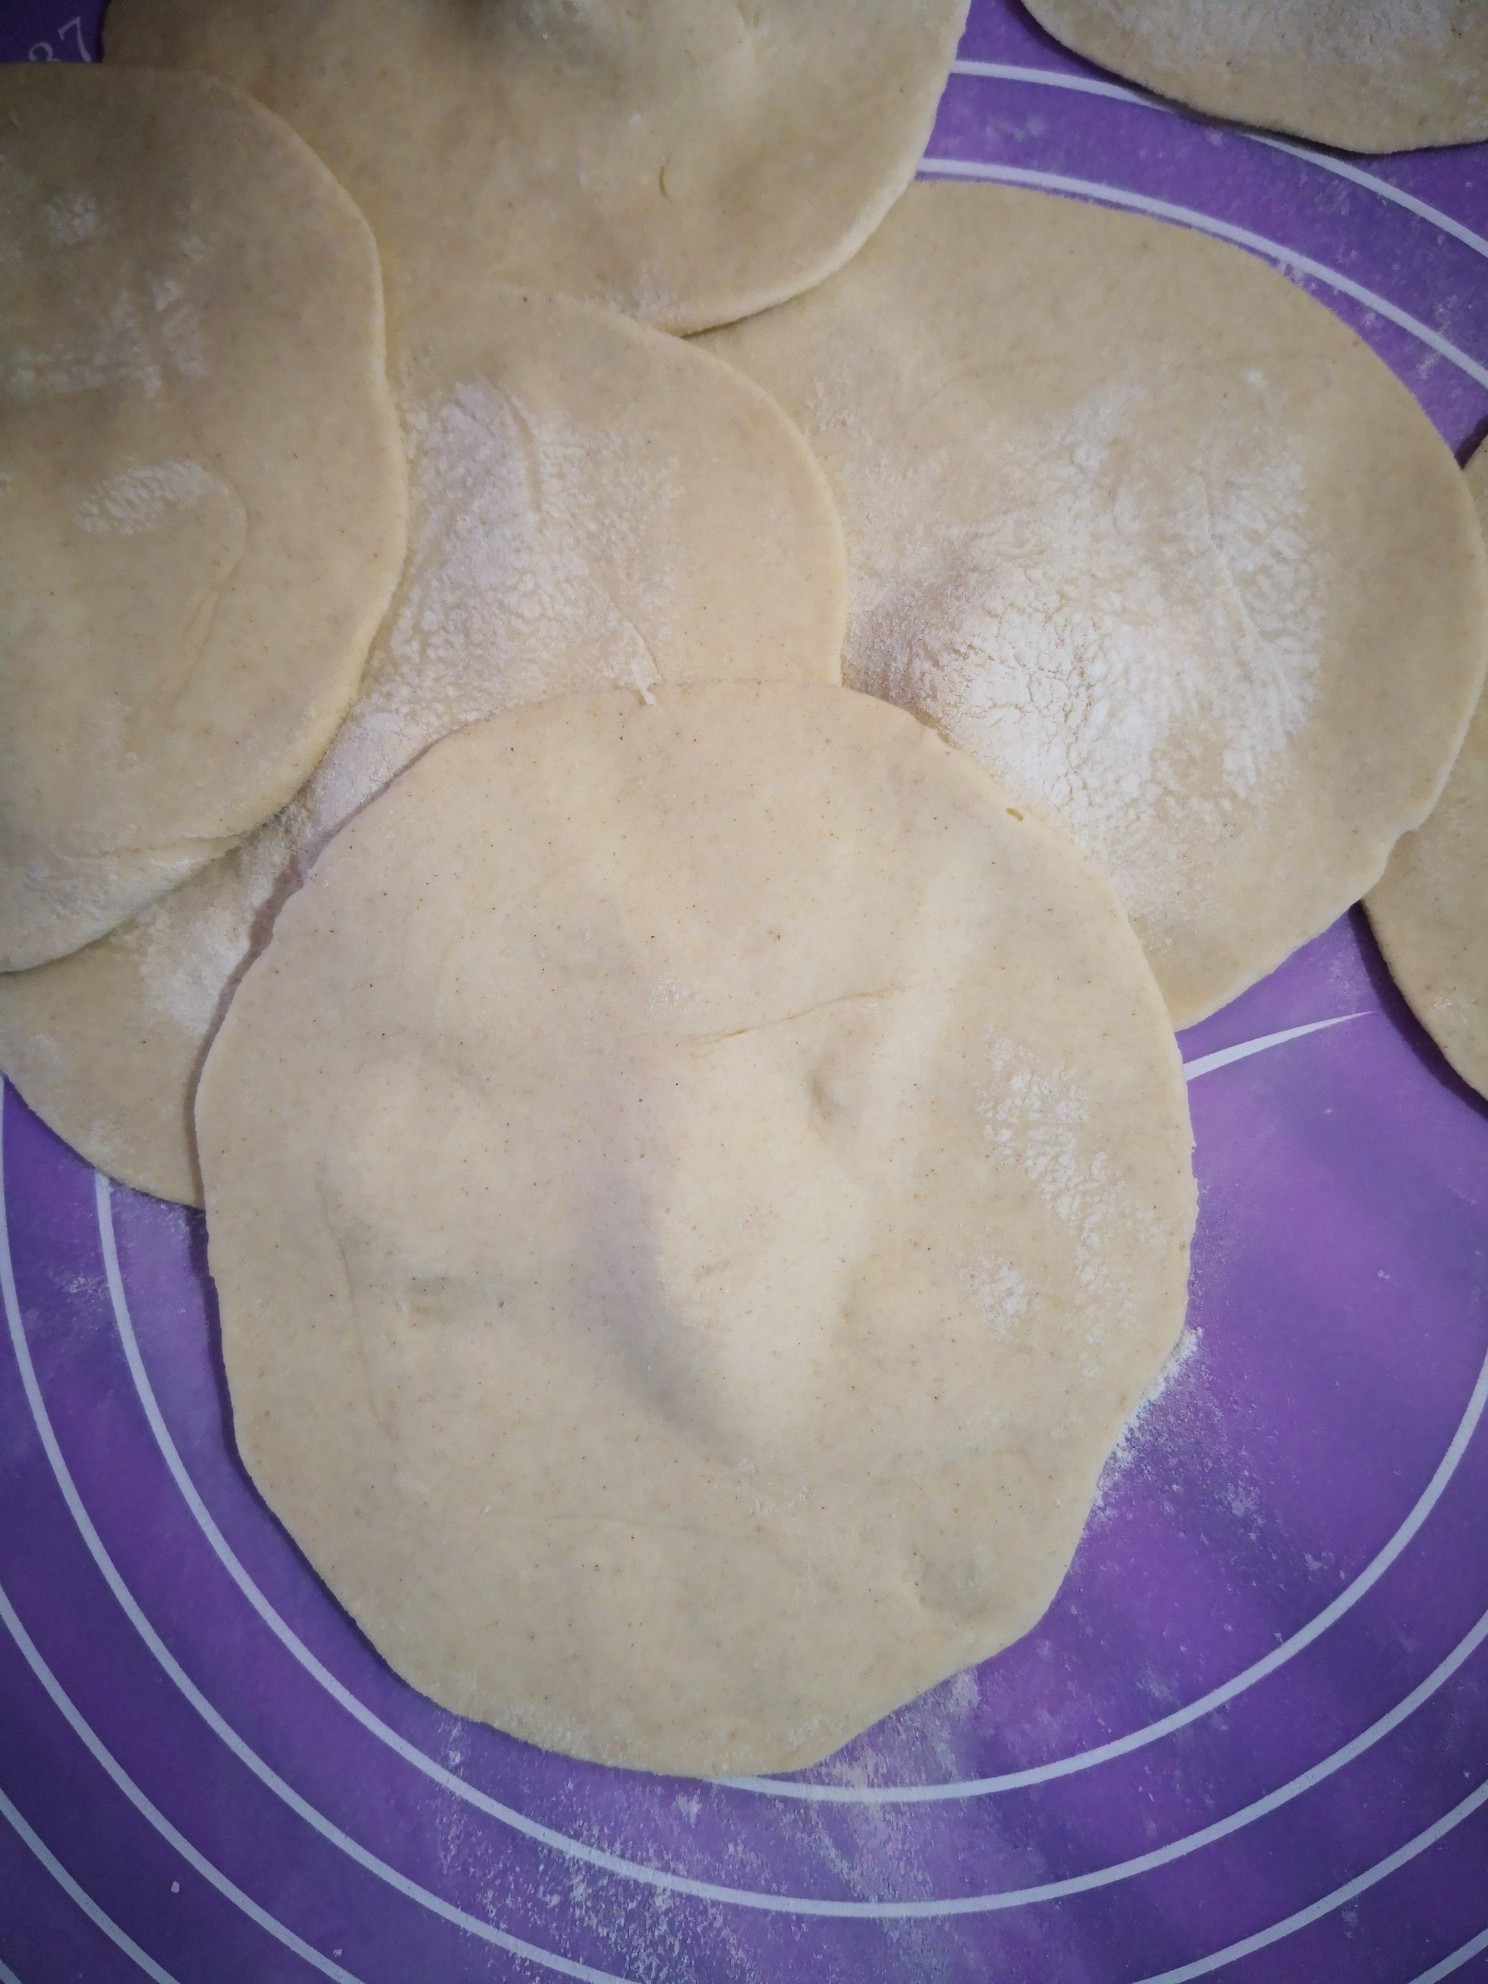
[977,1033,1163,1363]
[848,380,1324,930]
[300,374,673,848]
[125,366,687,1034]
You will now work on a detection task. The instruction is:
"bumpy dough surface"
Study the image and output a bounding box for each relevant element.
[195,684,1195,1776]
[0,288,846,1204]
[1368,446,1488,1099]
[703,183,1488,1028]
[1023,0,1488,154]
[105,0,969,337]
[0,66,406,971]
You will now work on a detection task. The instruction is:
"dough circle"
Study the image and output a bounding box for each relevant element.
[0,288,847,1205]
[703,182,1488,1028]
[1367,445,1488,1100]
[0,66,406,971]
[1022,0,1488,155]
[104,0,970,337]
[196,683,1196,1776]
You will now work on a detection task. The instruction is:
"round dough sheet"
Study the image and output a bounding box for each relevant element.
[0,65,407,971]
[1367,442,1488,1099]
[104,0,971,336]
[1022,0,1488,155]
[703,180,1488,1028]
[0,286,847,1205]
[195,683,1196,1777]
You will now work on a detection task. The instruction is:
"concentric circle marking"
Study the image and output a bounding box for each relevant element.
[0,1783,183,1984]
[1129,1774,1488,1984]
[947,60,1488,266]
[0,1088,642,1982]
[69,1063,1488,1916]
[917,158,1488,391]
[4,38,1487,1978]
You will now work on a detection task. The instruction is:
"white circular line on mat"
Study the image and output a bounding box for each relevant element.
[100,1007,1473,1815]
[948,59,1488,266]
[1129,1771,1488,1984]
[917,157,1488,392]
[78,1149,1488,1917]
[1411,1925,1488,1984]
[731,1209,1488,1802]
[0,1781,181,1984]
[0,1098,634,1980]
[0,1584,364,1984]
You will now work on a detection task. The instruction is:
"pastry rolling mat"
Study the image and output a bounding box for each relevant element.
[2,3,1487,1979]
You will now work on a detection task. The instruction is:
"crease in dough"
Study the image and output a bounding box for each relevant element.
[194,683,1196,1775]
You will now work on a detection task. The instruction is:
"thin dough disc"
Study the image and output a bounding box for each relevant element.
[196,684,1195,1776]
[1023,0,1488,155]
[0,66,406,971]
[703,182,1488,1028]
[0,288,847,1205]
[104,0,970,337]
[1367,445,1488,1098]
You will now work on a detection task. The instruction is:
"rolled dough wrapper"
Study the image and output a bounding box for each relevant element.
[703,182,1488,1028]
[0,288,847,1204]
[105,0,971,337]
[1022,0,1488,156]
[1367,444,1488,1099]
[0,65,407,970]
[196,682,1197,1776]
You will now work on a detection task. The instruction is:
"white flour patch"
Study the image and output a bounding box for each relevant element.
[301,374,673,851]
[848,380,1325,930]
[74,459,224,537]
[1094,1322,1204,1513]
[126,366,686,1034]
[42,190,98,246]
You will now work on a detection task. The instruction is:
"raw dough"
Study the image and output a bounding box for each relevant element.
[0,66,406,971]
[1022,0,1488,154]
[1367,444,1488,1099]
[196,684,1195,1776]
[104,0,970,337]
[703,182,1488,1028]
[0,287,847,1204]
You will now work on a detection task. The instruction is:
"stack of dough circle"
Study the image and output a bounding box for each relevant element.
[703,181,1488,1028]
[1022,0,1488,155]
[0,65,406,971]
[1368,444,1488,1100]
[104,0,971,336]
[195,683,1196,1776]
[0,287,847,1205]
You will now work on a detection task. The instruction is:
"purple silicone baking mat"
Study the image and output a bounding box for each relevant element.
[4,4,1488,1981]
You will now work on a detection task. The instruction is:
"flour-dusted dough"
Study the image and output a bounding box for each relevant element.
[1367,446,1488,1099]
[0,288,846,1204]
[703,183,1488,1028]
[0,66,406,972]
[196,684,1195,1775]
[105,0,970,337]
[1023,0,1488,155]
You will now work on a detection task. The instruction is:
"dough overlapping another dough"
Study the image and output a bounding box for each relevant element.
[105,0,971,336]
[704,182,1488,1027]
[0,288,846,1203]
[0,66,406,970]
[196,683,1196,1775]
[1368,445,1488,1099]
